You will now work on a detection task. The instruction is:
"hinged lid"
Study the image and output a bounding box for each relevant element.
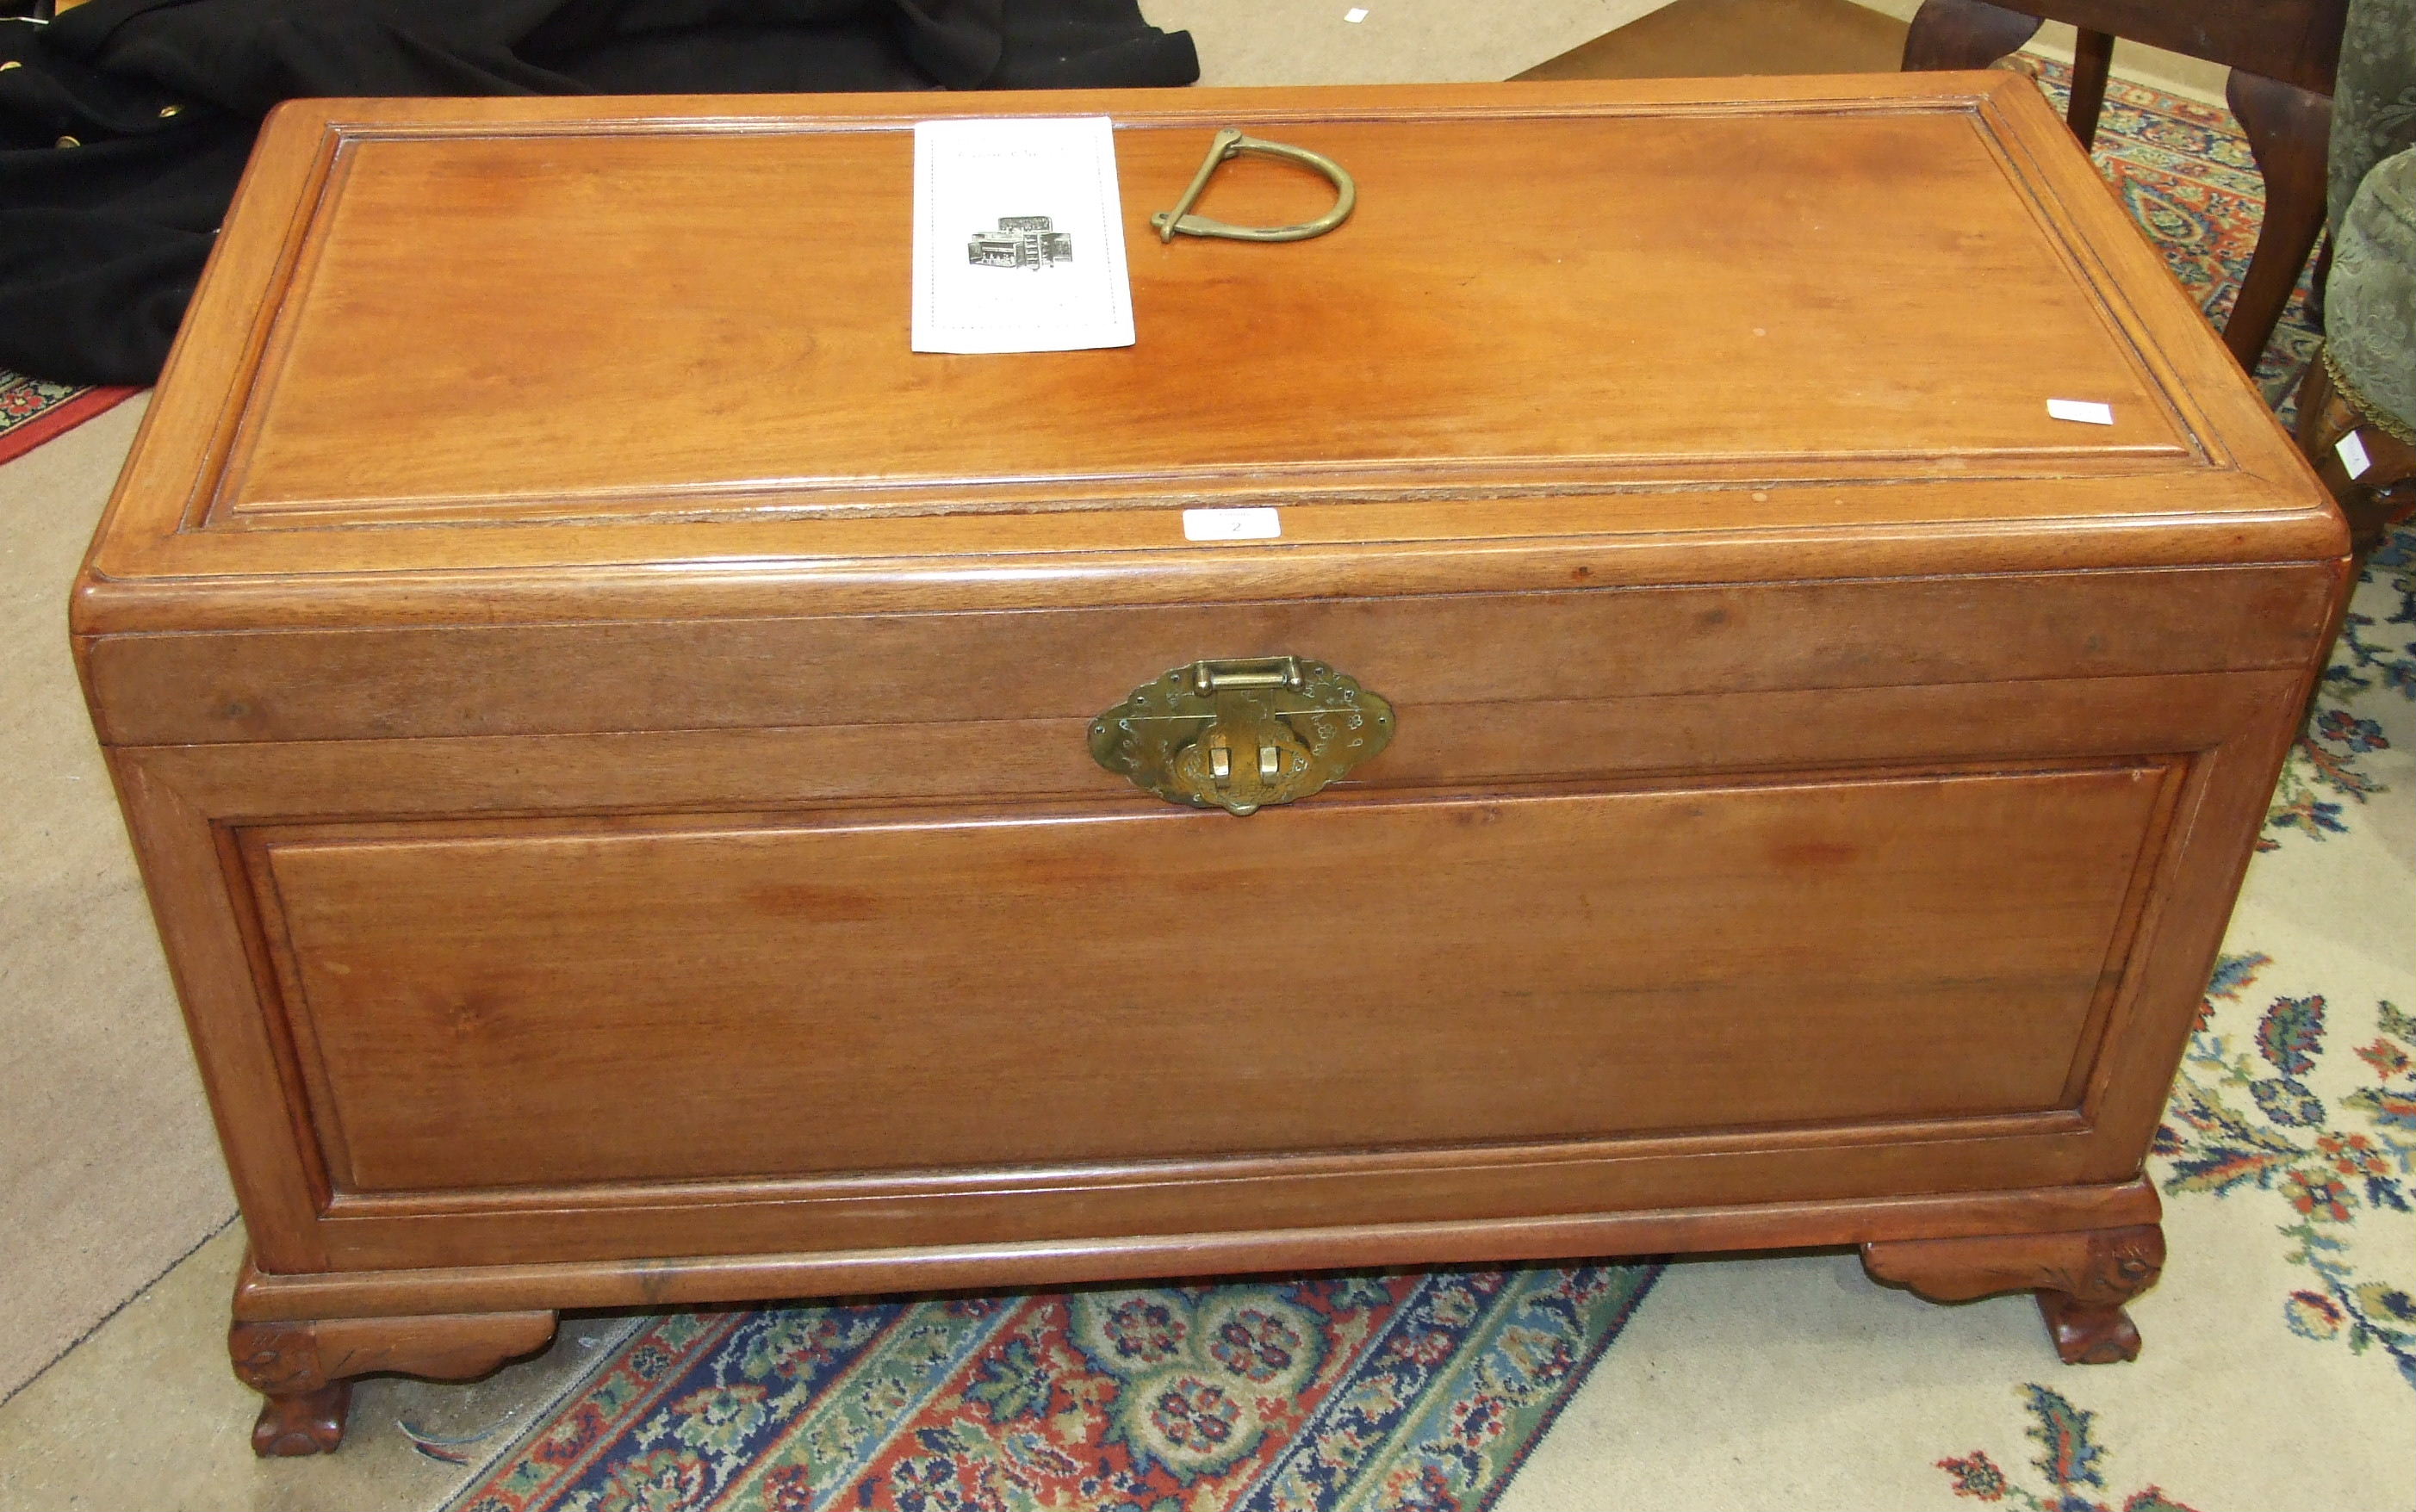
[76,73,2342,635]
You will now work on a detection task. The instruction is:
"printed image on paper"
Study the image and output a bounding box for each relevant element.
[912,116,1136,353]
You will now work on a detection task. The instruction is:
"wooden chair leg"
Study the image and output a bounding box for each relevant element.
[2065,29,2115,148]
[2224,70,2333,373]
[1901,0,2044,71]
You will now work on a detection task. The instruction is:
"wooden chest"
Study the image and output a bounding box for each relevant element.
[74,73,2348,1454]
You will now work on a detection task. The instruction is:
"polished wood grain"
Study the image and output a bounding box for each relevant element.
[250,1385,348,1458]
[65,78,2348,1449]
[228,1311,558,1392]
[257,767,2170,1191]
[221,114,2183,516]
[232,1180,2165,1323]
[105,655,2307,1278]
[74,76,2338,642]
[2039,1286,2151,1362]
[81,567,2340,746]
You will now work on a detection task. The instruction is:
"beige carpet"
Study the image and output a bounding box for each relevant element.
[1141,0,1670,85]
[1521,0,1907,79]
[0,393,235,1403]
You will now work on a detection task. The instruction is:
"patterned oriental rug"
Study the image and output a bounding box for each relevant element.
[411,62,2412,1512]
[453,1268,1659,1512]
[0,373,138,468]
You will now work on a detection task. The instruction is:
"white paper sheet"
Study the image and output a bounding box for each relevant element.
[1183,507,1283,541]
[911,116,1136,355]
[2046,397,2115,425]
[2337,429,2374,480]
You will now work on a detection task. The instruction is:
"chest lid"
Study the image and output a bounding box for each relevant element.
[78,72,2340,634]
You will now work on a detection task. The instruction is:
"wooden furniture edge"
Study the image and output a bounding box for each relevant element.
[67,523,2352,637]
[69,69,2344,635]
[230,1310,558,1456]
[223,1181,2166,1450]
[231,1178,2160,1321]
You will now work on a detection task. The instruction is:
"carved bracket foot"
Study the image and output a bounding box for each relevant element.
[2036,1292,2144,1364]
[1861,1223,2164,1365]
[252,1381,352,1457]
[229,1310,557,1458]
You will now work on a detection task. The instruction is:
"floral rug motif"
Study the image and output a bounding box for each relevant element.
[2157,952,2416,1387]
[0,369,136,467]
[448,1265,1658,1512]
[1936,1385,2197,1512]
[2152,106,2416,1384]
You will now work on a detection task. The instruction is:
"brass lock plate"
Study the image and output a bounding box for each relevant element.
[1090,656,1395,815]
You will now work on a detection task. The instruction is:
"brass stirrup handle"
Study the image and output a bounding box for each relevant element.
[1152,127,1357,245]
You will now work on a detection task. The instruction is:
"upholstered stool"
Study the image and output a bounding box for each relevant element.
[2295,146,2416,556]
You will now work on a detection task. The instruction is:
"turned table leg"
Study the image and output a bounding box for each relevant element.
[1861,1222,2165,1364]
[229,1311,557,1457]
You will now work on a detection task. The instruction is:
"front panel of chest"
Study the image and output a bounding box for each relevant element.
[106,582,2316,1272]
[250,764,2163,1193]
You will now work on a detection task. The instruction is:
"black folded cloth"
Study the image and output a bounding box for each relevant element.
[0,0,1196,384]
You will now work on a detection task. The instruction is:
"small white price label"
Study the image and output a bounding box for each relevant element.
[2336,429,2374,480]
[2046,398,2115,425]
[1183,507,1283,542]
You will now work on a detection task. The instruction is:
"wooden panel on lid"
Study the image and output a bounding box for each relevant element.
[215,103,2192,525]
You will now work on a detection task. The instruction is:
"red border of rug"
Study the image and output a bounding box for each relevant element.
[0,385,141,467]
